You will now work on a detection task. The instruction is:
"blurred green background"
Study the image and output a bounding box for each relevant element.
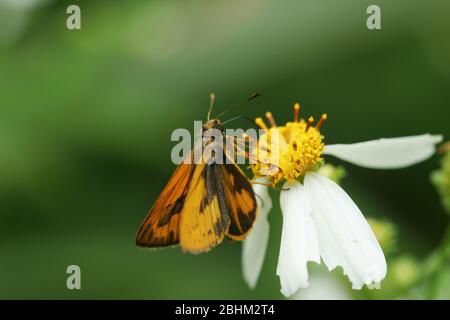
[0,0,449,299]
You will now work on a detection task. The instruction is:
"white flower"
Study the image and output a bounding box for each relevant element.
[242,180,272,289]
[242,104,442,297]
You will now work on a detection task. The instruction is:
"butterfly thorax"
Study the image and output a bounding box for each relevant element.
[202,119,224,133]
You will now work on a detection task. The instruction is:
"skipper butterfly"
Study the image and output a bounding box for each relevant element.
[136,93,260,253]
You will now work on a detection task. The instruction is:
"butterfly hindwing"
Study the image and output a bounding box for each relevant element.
[220,159,257,240]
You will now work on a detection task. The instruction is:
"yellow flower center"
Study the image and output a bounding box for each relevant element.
[251,103,327,185]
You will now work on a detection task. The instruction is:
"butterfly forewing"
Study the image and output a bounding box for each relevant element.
[135,154,195,247]
[179,163,231,253]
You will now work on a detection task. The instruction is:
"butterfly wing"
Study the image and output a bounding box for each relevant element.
[136,158,196,248]
[179,157,257,252]
[137,144,257,252]
[179,163,231,253]
[220,159,257,240]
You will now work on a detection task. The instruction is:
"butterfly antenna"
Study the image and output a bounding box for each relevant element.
[222,115,257,127]
[207,93,216,121]
[214,92,261,120]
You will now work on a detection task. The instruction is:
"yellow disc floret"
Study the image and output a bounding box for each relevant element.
[251,104,327,185]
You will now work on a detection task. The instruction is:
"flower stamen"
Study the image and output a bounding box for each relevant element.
[251,104,326,185]
[305,116,314,132]
[255,117,267,129]
[316,114,328,130]
[293,103,300,122]
[265,112,277,128]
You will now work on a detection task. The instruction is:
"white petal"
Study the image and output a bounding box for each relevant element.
[304,172,387,289]
[277,180,320,297]
[324,134,443,169]
[242,181,272,289]
[291,271,351,300]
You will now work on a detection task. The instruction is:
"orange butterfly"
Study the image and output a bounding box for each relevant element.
[136,94,259,253]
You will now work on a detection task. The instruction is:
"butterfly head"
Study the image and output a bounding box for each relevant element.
[203,118,224,132]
